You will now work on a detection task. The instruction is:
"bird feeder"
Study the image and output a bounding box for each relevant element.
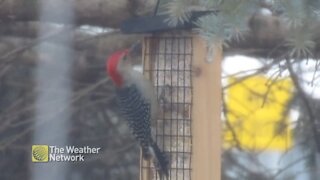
[121,11,222,180]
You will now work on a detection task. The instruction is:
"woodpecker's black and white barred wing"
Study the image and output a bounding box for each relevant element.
[116,84,152,147]
[116,84,169,178]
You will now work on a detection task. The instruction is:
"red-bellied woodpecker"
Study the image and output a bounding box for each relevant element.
[106,49,169,178]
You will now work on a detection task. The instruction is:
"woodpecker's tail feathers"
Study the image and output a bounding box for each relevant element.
[149,140,170,179]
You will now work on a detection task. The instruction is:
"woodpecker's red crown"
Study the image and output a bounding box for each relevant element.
[106,49,129,87]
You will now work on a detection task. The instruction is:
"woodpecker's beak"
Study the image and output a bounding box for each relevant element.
[129,41,141,52]
[122,41,141,64]
[127,41,141,58]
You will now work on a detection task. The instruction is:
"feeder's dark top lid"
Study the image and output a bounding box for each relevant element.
[120,11,215,34]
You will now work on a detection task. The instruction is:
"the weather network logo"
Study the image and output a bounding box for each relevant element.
[31,144,101,162]
[32,145,49,162]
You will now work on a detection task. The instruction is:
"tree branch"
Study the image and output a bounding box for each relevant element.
[285,58,320,152]
[0,0,156,28]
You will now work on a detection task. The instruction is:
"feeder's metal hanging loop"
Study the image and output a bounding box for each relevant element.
[154,0,161,16]
[206,44,215,63]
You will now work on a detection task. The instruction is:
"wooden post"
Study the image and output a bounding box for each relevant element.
[191,37,222,180]
[140,36,152,180]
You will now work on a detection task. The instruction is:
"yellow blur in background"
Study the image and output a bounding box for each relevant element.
[225,76,293,151]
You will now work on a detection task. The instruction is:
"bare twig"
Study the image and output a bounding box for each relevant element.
[222,92,243,151]
[271,154,311,179]
[0,77,110,150]
[285,58,320,152]
[261,71,280,108]
[223,62,277,90]
[311,59,320,86]
[0,26,74,62]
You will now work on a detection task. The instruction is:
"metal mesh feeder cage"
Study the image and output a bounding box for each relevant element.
[121,12,222,180]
